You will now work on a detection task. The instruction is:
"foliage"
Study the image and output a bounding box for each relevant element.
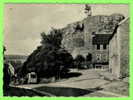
[41,28,62,49]
[85,53,93,69]
[20,28,73,81]
[86,53,92,61]
[74,55,85,69]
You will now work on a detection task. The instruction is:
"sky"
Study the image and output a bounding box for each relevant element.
[4,4,129,55]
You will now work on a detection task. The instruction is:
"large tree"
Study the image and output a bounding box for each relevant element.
[86,53,92,61]
[86,53,92,69]
[74,55,85,69]
[20,28,73,81]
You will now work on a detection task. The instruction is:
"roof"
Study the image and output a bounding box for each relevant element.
[109,17,129,41]
[92,34,112,44]
[118,17,129,25]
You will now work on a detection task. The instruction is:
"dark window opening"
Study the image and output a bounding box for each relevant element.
[96,54,101,61]
[95,66,102,69]
[92,32,95,35]
[103,44,107,49]
[86,53,92,61]
[97,44,100,50]
[76,23,84,31]
[97,57,100,61]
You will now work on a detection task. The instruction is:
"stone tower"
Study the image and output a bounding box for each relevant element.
[84,4,92,16]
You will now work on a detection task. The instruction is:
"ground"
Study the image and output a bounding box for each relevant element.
[10,69,129,97]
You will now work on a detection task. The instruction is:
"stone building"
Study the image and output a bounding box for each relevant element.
[109,17,129,78]
[92,34,112,69]
[61,5,125,69]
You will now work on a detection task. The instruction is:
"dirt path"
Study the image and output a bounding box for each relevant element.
[14,69,128,97]
[97,90,127,97]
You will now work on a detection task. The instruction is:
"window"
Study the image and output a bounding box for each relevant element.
[96,54,101,61]
[97,44,100,50]
[103,44,107,49]
[92,32,95,35]
[96,66,102,69]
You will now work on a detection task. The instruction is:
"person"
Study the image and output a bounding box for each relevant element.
[3,60,11,90]
[8,62,15,80]
[3,46,15,90]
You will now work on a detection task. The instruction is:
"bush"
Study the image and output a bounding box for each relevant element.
[74,55,85,69]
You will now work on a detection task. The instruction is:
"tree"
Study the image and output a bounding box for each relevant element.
[86,53,92,61]
[74,55,85,69]
[20,28,73,82]
[56,49,73,73]
[86,53,92,69]
[40,28,62,49]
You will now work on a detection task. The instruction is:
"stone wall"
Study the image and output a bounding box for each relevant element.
[61,21,84,53]
[119,18,129,77]
[92,45,109,63]
[109,18,129,78]
[109,33,120,77]
[61,14,125,62]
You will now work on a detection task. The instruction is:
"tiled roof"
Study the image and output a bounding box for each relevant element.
[92,34,112,44]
